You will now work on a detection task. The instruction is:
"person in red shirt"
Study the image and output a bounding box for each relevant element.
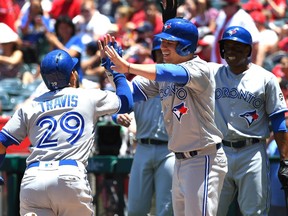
[0,0,19,31]
[49,0,82,20]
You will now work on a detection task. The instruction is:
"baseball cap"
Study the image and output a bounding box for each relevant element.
[250,11,266,24]
[0,23,19,44]
[242,0,263,12]
[136,22,153,33]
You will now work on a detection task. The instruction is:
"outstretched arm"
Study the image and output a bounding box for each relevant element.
[98,36,133,114]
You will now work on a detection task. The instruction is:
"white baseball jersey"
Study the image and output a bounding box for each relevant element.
[133,56,223,152]
[210,62,288,140]
[2,87,120,166]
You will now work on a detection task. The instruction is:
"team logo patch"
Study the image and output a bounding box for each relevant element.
[172,102,188,122]
[164,23,172,31]
[239,110,259,127]
[227,27,239,36]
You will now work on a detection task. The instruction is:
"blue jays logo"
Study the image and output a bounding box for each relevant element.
[164,23,172,31]
[227,28,239,36]
[239,110,259,127]
[172,102,188,122]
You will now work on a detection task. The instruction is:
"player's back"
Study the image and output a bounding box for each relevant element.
[5,87,120,165]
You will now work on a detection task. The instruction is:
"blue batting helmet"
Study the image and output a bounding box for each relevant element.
[155,18,198,56]
[40,49,78,91]
[151,36,161,62]
[219,26,252,58]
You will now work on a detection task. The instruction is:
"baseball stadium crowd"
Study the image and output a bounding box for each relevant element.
[0,0,287,215]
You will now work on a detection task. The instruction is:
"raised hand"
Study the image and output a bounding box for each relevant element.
[101,34,129,74]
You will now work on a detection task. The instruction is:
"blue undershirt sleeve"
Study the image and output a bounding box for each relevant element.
[132,82,146,102]
[113,73,133,114]
[270,112,287,132]
[155,64,189,84]
[0,131,16,147]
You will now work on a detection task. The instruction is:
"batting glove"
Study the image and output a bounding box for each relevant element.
[278,160,288,189]
[0,176,4,185]
[101,41,123,74]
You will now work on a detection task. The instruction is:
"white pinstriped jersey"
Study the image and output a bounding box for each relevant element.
[2,87,120,166]
[133,56,223,152]
[210,62,288,140]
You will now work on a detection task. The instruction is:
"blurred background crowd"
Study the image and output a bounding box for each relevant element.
[0,0,287,214]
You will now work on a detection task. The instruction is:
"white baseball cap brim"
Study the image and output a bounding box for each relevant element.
[0,23,19,44]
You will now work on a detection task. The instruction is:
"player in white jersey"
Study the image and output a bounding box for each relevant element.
[208,26,288,215]
[0,49,133,216]
[99,18,228,216]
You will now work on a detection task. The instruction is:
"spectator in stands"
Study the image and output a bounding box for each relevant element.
[195,34,214,62]
[111,5,136,47]
[49,0,82,20]
[81,40,105,89]
[0,23,23,80]
[175,0,197,21]
[0,0,20,32]
[144,1,163,35]
[263,0,287,22]
[242,0,263,13]
[18,0,53,64]
[45,15,85,84]
[97,0,124,23]
[129,0,146,27]
[210,0,260,64]
[73,0,112,45]
[250,10,279,67]
[191,0,219,38]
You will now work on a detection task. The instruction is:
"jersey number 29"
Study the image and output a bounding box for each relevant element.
[36,111,84,148]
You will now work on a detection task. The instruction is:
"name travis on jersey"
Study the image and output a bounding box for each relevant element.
[39,95,78,112]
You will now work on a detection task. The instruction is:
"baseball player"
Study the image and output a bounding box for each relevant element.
[113,37,175,216]
[100,18,228,216]
[0,49,133,216]
[208,26,288,216]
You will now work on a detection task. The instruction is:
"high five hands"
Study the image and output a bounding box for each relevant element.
[98,34,129,74]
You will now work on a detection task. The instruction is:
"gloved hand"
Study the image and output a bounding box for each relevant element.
[101,41,123,75]
[0,176,4,185]
[160,0,178,23]
[278,160,288,189]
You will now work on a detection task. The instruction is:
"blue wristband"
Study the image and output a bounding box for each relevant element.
[112,114,118,124]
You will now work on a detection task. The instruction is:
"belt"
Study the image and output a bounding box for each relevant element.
[222,138,260,148]
[27,159,78,169]
[138,138,167,145]
[175,143,221,159]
